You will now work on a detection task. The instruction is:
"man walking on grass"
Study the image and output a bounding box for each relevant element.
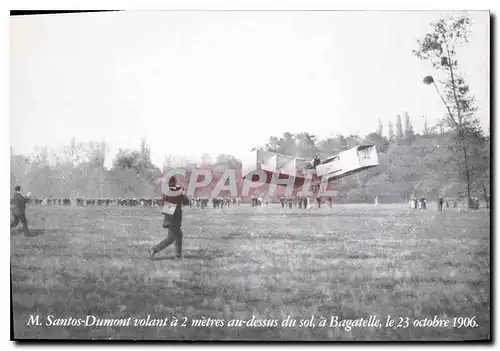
[10,185,30,236]
[149,176,189,260]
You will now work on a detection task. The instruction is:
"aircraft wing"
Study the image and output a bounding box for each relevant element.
[247,150,309,176]
[242,145,379,183]
[316,145,379,180]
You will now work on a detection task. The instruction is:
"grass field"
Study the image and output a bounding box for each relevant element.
[11,204,490,341]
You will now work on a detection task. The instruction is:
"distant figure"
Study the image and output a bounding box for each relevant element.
[445,199,449,208]
[413,197,418,209]
[298,198,303,209]
[149,176,189,260]
[328,197,333,208]
[311,184,319,194]
[10,185,30,236]
[420,196,427,210]
[438,196,444,211]
[280,196,285,208]
[303,197,309,209]
[316,196,321,208]
[313,155,321,168]
[374,196,379,206]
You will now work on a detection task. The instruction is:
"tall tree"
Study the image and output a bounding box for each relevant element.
[32,146,49,166]
[437,120,445,135]
[468,131,490,207]
[63,138,86,166]
[295,132,319,158]
[113,149,142,171]
[376,118,384,136]
[345,134,363,149]
[423,116,430,135]
[139,137,152,168]
[363,133,389,153]
[387,121,395,141]
[414,14,482,207]
[280,132,298,156]
[403,112,415,139]
[265,136,281,152]
[215,154,242,168]
[164,154,173,169]
[200,153,213,166]
[86,141,107,167]
[317,137,343,157]
[264,133,298,156]
[395,114,404,140]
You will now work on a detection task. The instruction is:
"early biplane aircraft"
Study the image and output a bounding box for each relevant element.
[241,145,379,193]
[160,145,379,198]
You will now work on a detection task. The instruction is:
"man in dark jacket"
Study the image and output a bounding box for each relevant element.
[438,196,444,211]
[149,176,189,260]
[11,185,30,236]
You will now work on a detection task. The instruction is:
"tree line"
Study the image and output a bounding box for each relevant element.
[10,113,490,205]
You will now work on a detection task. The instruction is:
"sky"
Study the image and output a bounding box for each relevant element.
[10,10,490,169]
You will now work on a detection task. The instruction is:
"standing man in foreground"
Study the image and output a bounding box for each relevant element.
[149,176,189,260]
[10,185,30,236]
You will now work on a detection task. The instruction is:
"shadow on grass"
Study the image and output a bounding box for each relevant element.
[28,229,46,237]
[185,248,229,260]
[152,256,177,261]
[151,249,227,261]
[11,228,47,237]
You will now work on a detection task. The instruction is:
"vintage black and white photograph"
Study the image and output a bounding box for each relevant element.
[10,10,490,341]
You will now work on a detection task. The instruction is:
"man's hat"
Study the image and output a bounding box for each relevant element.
[15,185,21,191]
